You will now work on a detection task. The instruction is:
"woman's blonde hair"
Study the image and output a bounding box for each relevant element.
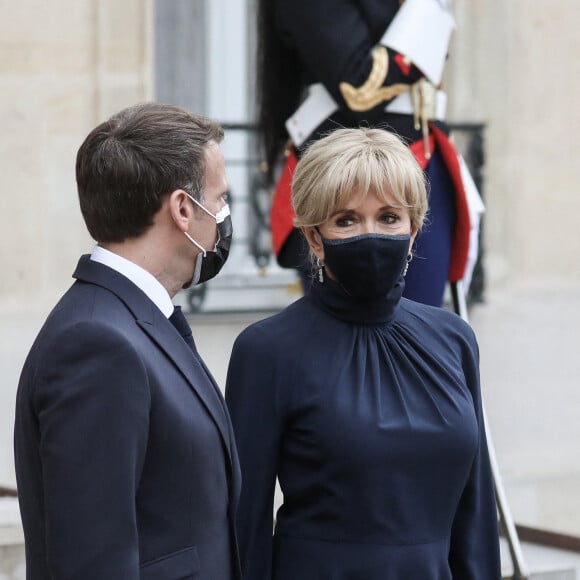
[292,127,428,232]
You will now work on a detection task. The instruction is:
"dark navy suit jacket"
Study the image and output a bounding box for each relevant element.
[14,255,241,580]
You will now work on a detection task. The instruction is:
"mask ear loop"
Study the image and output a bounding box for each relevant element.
[184,192,224,253]
[184,232,207,256]
[403,253,413,277]
[187,193,218,219]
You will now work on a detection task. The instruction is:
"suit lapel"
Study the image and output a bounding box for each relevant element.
[137,315,233,458]
[72,255,234,461]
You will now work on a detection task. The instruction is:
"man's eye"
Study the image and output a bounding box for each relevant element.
[222,192,231,204]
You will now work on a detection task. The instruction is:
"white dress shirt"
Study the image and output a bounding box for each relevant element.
[90,245,174,318]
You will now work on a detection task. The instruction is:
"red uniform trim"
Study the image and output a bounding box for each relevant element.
[270,151,298,256]
[408,129,470,281]
[428,125,471,282]
[394,53,412,76]
[409,135,435,170]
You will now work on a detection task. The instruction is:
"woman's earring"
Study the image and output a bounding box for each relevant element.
[316,257,325,283]
[403,253,413,277]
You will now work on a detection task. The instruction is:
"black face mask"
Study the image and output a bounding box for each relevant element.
[184,200,232,287]
[321,233,410,301]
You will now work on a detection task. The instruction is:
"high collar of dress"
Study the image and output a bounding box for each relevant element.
[307,276,404,325]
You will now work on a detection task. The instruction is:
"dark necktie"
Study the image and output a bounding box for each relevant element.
[168,305,228,421]
[169,306,196,353]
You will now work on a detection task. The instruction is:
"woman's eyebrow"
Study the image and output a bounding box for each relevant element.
[335,204,403,213]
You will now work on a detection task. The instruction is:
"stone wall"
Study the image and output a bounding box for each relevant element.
[0,0,153,303]
[449,0,580,535]
[448,0,580,287]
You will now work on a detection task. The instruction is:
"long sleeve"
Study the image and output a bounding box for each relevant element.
[276,0,419,119]
[225,326,284,580]
[29,321,150,579]
[448,331,502,579]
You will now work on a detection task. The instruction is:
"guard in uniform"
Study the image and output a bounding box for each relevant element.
[258,0,480,306]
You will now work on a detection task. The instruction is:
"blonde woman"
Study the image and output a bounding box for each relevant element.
[226,128,500,580]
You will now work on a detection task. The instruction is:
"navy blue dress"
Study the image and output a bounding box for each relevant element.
[225,277,501,579]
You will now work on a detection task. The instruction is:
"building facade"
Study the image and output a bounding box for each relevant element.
[1,0,579,563]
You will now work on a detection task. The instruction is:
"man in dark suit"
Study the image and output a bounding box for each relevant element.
[14,103,241,579]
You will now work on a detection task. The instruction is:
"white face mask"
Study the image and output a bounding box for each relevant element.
[183,195,232,286]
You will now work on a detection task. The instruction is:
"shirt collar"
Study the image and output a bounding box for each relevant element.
[90,245,175,318]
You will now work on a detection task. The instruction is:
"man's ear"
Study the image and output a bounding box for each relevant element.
[168,189,193,232]
[301,226,324,262]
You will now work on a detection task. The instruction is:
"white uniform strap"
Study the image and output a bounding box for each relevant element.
[285,84,339,148]
[380,0,455,86]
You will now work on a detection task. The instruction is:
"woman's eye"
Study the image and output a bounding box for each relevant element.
[335,216,355,227]
[381,213,399,224]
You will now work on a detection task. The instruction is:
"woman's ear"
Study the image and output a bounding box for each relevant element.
[301,226,325,262]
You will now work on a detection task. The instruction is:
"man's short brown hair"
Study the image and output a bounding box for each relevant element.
[76,102,224,243]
